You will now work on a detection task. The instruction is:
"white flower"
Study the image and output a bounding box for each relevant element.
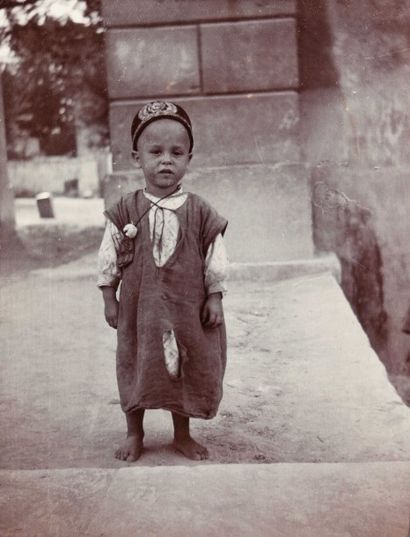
[123,223,138,239]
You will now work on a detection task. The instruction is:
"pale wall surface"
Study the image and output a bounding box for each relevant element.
[8,156,102,196]
[102,164,313,263]
[327,1,410,168]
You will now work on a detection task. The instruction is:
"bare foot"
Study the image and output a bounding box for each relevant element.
[115,434,144,462]
[174,436,209,460]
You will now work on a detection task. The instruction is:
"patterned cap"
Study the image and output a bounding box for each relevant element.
[131,100,193,152]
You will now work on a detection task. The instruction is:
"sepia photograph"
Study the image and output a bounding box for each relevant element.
[0,0,409,535]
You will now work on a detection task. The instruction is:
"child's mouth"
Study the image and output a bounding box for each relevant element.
[159,169,174,175]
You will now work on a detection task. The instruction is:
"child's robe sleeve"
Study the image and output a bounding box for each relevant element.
[204,234,228,295]
[97,220,124,289]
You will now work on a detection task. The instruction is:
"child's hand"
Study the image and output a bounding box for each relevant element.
[102,287,119,329]
[201,293,223,328]
[105,298,119,329]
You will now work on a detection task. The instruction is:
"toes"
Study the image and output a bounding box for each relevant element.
[200,449,209,460]
[126,448,142,462]
[115,436,143,462]
[115,448,127,461]
[174,440,209,460]
[197,446,209,460]
[115,446,135,461]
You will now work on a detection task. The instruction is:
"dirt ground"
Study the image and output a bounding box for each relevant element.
[0,246,298,469]
[2,233,410,471]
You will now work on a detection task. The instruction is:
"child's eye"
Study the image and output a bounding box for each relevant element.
[173,150,184,156]
[150,149,161,155]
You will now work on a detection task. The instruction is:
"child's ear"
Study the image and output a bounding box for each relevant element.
[188,152,193,163]
[131,150,140,167]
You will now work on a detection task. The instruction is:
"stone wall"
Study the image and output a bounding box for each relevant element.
[299,0,410,375]
[102,0,315,263]
[102,0,300,171]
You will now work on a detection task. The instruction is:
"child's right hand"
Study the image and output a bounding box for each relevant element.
[101,287,119,329]
[104,299,119,329]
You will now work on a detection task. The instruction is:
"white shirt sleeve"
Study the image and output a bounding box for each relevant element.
[204,233,228,296]
[97,220,123,289]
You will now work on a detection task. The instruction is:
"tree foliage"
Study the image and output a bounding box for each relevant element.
[2,0,108,156]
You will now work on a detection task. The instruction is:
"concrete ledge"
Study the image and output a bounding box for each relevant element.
[1,462,409,537]
[87,462,410,537]
[229,254,341,282]
[0,468,116,537]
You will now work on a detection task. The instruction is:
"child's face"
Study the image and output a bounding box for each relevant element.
[134,119,192,197]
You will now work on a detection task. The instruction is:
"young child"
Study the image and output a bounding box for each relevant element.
[98,100,228,462]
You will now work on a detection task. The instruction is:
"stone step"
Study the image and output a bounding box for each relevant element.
[1,462,409,537]
[228,253,340,282]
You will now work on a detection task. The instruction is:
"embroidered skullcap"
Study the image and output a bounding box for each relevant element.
[131,100,193,152]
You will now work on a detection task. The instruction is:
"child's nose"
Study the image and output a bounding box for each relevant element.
[161,152,172,163]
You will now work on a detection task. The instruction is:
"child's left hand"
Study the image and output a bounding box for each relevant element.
[201,293,224,328]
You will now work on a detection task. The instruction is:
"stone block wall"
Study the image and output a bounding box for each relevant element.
[102,0,300,171]
[109,93,300,170]
[101,0,314,263]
